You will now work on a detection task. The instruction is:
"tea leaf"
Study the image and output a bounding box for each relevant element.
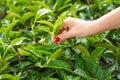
[0,72,21,80]
[4,20,20,40]
[45,59,71,71]
[14,72,21,80]
[53,11,69,37]
[83,57,105,80]
[18,48,31,56]
[8,11,22,19]
[0,74,14,80]
[42,77,59,80]
[73,69,90,79]
[22,12,35,23]
[0,38,5,50]
[74,45,90,57]
[35,8,52,21]
[58,4,72,12]
[91,47,106,60]
[93,43,118,52]
[10,38,25,46]
[3,54,15,62]
[47,48,62,64]
[37,8,52,17]
[37,20,54,28]
[73,76,80,80]
[0,62,9,73]
[32,1,50,9]
[39,26,52,35]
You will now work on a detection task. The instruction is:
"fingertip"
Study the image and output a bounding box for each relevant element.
[52,36,61,44]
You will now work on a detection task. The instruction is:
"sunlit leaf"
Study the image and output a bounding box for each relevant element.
[37,8,52,17]
[4,20,20,40]
[14,72,21,80]
[39,26,52,35]
[0,74,14,80]
[0,62,9,73]
[18,48,31,56]
[0,38,5,50]
[32,1,50,9]
[22,12,35,23]
[74,45,90,57]
[37,20,54,28]
[0,72,21,80]
[10,38,25,46]
[53,11,69,37]
[8,11,22,19]
[3,54,15,62]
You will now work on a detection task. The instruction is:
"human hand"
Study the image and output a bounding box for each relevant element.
[52,17,98,44]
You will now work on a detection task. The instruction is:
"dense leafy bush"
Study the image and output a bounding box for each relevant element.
[0,0,120,80]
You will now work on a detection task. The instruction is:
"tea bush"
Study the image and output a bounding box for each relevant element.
[0,0,120,80]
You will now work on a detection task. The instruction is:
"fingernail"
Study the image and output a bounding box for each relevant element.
[55,37,60,42]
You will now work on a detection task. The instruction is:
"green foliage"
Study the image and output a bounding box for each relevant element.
[0,0,120,80]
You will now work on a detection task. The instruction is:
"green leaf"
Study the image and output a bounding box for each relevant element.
[0,62,9,73]
[53,11,69,37]
[73,69,90,79]
[17,48,38,62]
[18,48,31,56]
[14,72,21,80]
[93,43,118,52]
[42,77,60,80]
[28,50,45,59]
[74,45,90,57]
[0,72,21,80]
[4,20,20,40]
[0,27,6,34]
[58,4,72,12]
[57,69,68,80]
[45,59,71,71]
[22,12,35,23]
[3,54,15,62]
[32,1,50,9]
[8,11,22,19]
[0,54,1,61]
[104,69,112,80]
[0,21,2,28]
[73,76,80,80]
[37,50,52,55]
[40,69,55,79]
[0,74,14,80]
[83,57,105,80]
[39,26,52,35]
[37,8,52,17]
[0,38,5,50]
[37,20,54,28]
[10,38,25,46]
[63,48,72,59]
[47,48,62,64]
[17,61,32,69]
[35,8,52,22]
[91,47,106,60]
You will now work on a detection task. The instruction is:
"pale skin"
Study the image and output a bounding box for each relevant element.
[52,7,120,43]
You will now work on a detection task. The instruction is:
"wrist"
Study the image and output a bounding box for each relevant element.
[93,19,107,34]
[86,20,101,36]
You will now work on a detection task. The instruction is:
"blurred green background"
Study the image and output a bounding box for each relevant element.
[0,0,120,80]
